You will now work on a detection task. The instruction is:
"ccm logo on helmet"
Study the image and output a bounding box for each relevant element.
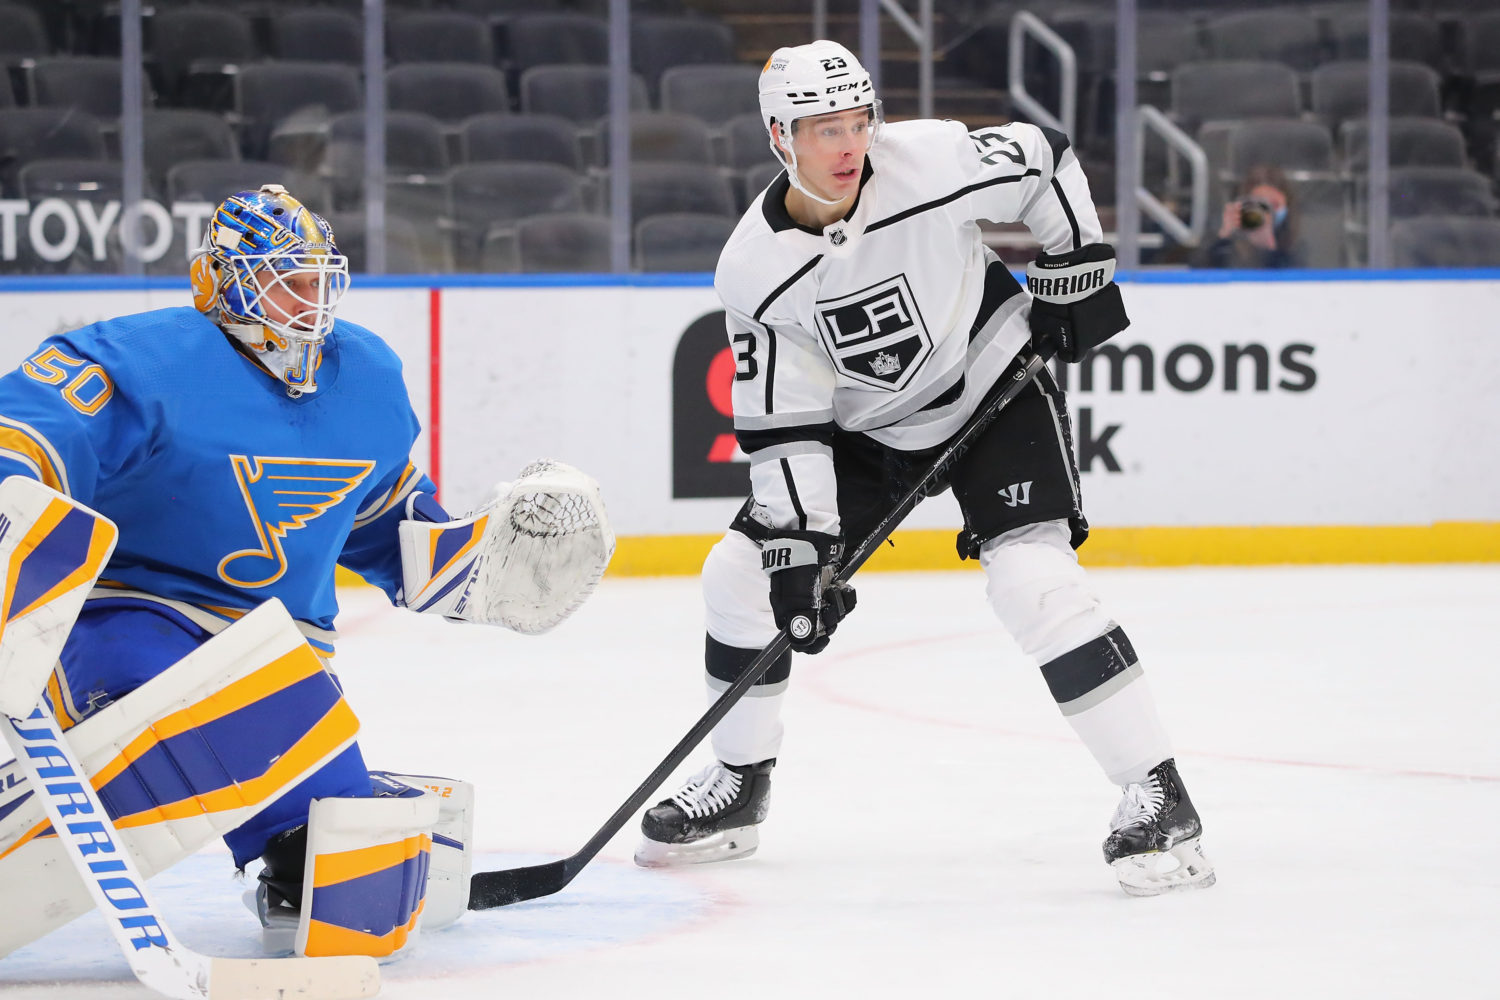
[1027,267,1108,298]
[826,82,862,94]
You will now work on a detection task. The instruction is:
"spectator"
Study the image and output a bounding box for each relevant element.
[1197,165,1303,268]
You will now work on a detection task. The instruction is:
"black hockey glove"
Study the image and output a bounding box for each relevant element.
[761,530,857,654]
[1025,243,1130,363]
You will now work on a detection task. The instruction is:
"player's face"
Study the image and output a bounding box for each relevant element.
[253,266,330,335]
[789,107,873,201]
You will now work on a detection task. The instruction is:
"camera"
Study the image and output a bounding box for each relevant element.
[1238,197,1274,229]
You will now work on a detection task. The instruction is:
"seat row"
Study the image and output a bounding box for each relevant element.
[0,5,732,105]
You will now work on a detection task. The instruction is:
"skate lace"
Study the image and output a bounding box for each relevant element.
[670,763,743,820]
[1109,773,1165,831]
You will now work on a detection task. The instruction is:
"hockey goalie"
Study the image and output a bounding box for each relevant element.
[0,184,614,980]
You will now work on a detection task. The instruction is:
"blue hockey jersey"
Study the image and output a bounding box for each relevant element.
[0,306,434,648]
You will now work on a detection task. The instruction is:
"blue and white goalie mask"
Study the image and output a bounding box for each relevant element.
[190,184,350,394]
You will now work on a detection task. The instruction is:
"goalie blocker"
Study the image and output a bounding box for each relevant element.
[398,459,615,634]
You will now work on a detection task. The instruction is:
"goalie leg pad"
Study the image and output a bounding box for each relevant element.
[0,599,361,957]
[372,771,474,930]
[294,791,441,962]
[0,476,118,718]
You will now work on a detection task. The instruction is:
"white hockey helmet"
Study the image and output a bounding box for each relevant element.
[759,40,881,204]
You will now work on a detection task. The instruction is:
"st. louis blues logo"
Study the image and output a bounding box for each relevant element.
[813,274,933,391]
[218,455,375,587]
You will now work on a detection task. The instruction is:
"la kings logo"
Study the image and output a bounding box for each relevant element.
[813,274,932,391]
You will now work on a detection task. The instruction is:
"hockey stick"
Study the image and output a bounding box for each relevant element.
[2,699,380,1000]
[468,348,1053,910]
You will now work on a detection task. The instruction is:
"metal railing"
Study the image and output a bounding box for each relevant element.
[1007,11,1076,139]
[1135,106,1209,248]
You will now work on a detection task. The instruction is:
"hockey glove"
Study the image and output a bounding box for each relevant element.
[1025,243,1130,363]
[762,530,857,654]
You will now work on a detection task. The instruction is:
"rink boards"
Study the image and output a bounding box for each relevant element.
[0,271,1495,570]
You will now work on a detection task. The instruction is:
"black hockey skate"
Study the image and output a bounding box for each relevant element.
[1103,758,1215,896]
[242,825,306,954]
[635,758,775,868]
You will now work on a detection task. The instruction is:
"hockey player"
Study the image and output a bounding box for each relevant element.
[0,185,610,957]
[635,42,1214,896]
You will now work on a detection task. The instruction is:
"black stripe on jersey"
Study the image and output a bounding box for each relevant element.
[1039,626,1138,704]
[753,255,824,321]
[865,168,1043,234]
[780,457,808,530]
[764,324,778,413]
[736,422,838,454]
[1051,176,1081,250]
[1039,126,1073,167]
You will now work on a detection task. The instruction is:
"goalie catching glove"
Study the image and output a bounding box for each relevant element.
[1025,243,1130,363]
[762,530,856,654]
[398,460,614,635]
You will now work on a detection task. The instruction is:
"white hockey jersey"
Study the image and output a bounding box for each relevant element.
[714,117,1106,536]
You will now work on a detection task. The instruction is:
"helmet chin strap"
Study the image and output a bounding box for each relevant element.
[773,130,845,208]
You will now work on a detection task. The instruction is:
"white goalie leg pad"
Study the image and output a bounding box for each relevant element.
[294,791,441,962]
[0,598,360,957]
[399,460,615,634]
[370,771,474,931]
[0,476,118,718]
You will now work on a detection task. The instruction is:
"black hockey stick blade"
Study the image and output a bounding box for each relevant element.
[469,349,1051,910]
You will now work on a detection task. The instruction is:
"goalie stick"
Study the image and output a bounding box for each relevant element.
[468,348,1053,909]
[2,699,380,1000]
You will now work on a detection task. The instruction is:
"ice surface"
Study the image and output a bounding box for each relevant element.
[3,566,1496,999]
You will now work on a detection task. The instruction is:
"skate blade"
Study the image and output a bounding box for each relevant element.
[634,826,759,868]
[241,888,298,955]
[1111,837,1216,897]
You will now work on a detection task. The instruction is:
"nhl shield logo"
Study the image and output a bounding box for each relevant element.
[813,274,932,390]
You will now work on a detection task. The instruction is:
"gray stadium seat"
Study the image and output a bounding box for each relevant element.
[519,65,649,124]
[387,63,511,124]
[30,57,153,117]
[236,62,362,160]
[271,9,363,64]
[635,212,734,272]
[1390,217,1500,267]
[389,11,493,66]
[446,162,586,264]
[165,159,331,214]
[18,158,126,200]
[724,112,774,171]
[594,112,714,166]
[1327,12,1443,69]
[1171,61,1301,133]
[149,6,257,107]
[143,109,238,194]
[513,212,611,272]
[659,64,762,123]
[626,161,736,220]
[459,113,582,169]
[1227,119,1335,178]
[1340,118,1468,172]
[1310,61,1442,130]
[630,16,736,100]
[1387,167,1497,219]
[315,110,450,211]
[741,161,784,208]
[0,3,50,61]
[500,13,608,74]
[0,108,107,197]
[1202,11,1325,72]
